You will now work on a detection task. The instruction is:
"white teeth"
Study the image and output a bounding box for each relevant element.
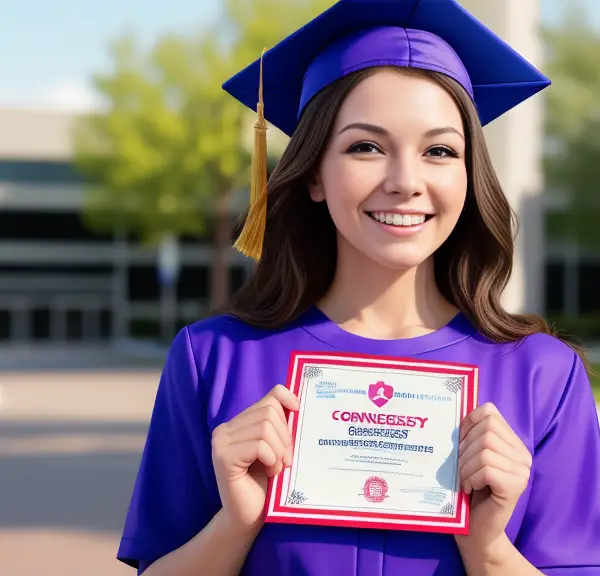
[370,212,427,227]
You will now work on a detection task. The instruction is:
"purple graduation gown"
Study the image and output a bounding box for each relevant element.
[117,306,600,574]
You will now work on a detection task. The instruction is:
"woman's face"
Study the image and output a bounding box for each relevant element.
[309,69,468,272]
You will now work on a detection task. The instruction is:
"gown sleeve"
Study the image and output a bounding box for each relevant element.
[515,350,600,574]
[117,326,219,573]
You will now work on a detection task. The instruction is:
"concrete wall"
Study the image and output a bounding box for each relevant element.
[0,109,76,160]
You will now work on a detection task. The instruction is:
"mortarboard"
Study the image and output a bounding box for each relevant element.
[223,0,551,260]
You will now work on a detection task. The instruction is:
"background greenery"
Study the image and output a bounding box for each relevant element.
[73,0,336,310]
[591,365,599,401]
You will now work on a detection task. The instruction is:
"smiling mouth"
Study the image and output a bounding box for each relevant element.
[366,212,434,227]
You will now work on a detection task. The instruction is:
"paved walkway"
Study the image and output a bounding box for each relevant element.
[0,365,160,576]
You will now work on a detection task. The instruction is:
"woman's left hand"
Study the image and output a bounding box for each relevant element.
[454,402,532,557]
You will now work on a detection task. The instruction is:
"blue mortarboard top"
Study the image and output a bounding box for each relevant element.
[222,0,551,137]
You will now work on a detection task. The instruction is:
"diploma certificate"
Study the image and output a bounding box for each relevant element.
[264,351,478,534]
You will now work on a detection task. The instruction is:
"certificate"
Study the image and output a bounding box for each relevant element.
[264,351,478,534]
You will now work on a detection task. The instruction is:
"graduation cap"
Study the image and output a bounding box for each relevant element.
[223,0,551,261]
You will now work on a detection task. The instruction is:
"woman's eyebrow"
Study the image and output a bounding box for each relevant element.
[337,122,388,136]
[338,122,464,141]
[425,126,464,140]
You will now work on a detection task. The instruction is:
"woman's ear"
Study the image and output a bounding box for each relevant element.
[308,172,326,203]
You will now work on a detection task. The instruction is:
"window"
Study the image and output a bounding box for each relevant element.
[0,160,85,184]
[545,263,564,314]
[129,266,160,301]
[31,308,51,340]
[579,264,600,314]
[0,211,113,242]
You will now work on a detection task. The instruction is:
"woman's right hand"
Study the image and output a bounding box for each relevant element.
[211,384,300,533]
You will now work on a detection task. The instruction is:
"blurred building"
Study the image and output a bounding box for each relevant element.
[0,0,598,345]
[545,197,600,323]
[461,0,600,331]
[460,0,546,315]
[0,109,249,344]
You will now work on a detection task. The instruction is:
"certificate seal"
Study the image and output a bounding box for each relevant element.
[363,476,388,503]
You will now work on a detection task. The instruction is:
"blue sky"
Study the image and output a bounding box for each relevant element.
[0,0,597,111]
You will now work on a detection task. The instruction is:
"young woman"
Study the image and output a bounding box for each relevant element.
[117,1,600,575]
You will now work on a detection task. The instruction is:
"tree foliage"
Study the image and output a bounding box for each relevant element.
[74,0,335,244]
[74,0,335,308]
[76,0,334,309]
[542,5,600,248]
[74,30,248,244]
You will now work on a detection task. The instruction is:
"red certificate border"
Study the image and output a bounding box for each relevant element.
[264,350,479,535]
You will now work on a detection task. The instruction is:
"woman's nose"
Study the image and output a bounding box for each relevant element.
[382,154,425,197]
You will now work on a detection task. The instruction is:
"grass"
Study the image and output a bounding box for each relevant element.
[592,364,600,404]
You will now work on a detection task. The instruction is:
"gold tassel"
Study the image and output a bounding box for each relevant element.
[233,46,269,261]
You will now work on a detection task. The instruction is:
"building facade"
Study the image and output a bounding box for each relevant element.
[0,109,249,344]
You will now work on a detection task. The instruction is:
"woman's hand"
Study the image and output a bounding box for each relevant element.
[211,384,299,535]
[454,402,532,559]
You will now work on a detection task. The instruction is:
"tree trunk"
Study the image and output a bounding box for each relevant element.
[210,189,232,313]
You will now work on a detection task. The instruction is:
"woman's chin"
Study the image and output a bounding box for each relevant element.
[363,250,433,272]
[337,234,435,272]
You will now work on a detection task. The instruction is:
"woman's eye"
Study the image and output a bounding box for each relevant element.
[425,146,459,158]
[347,142,382,154]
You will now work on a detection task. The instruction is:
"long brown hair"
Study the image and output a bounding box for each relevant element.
[224,66,590,370]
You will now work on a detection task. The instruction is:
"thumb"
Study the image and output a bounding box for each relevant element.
[270,384,300,412]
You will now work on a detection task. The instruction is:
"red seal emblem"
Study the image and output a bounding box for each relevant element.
[368,381,393,408]
[363,476,388,503]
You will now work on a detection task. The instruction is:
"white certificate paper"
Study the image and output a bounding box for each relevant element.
[264,351,478,534]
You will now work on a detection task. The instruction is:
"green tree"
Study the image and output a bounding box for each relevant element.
[542,5,600,248]
[75,0,335,311]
